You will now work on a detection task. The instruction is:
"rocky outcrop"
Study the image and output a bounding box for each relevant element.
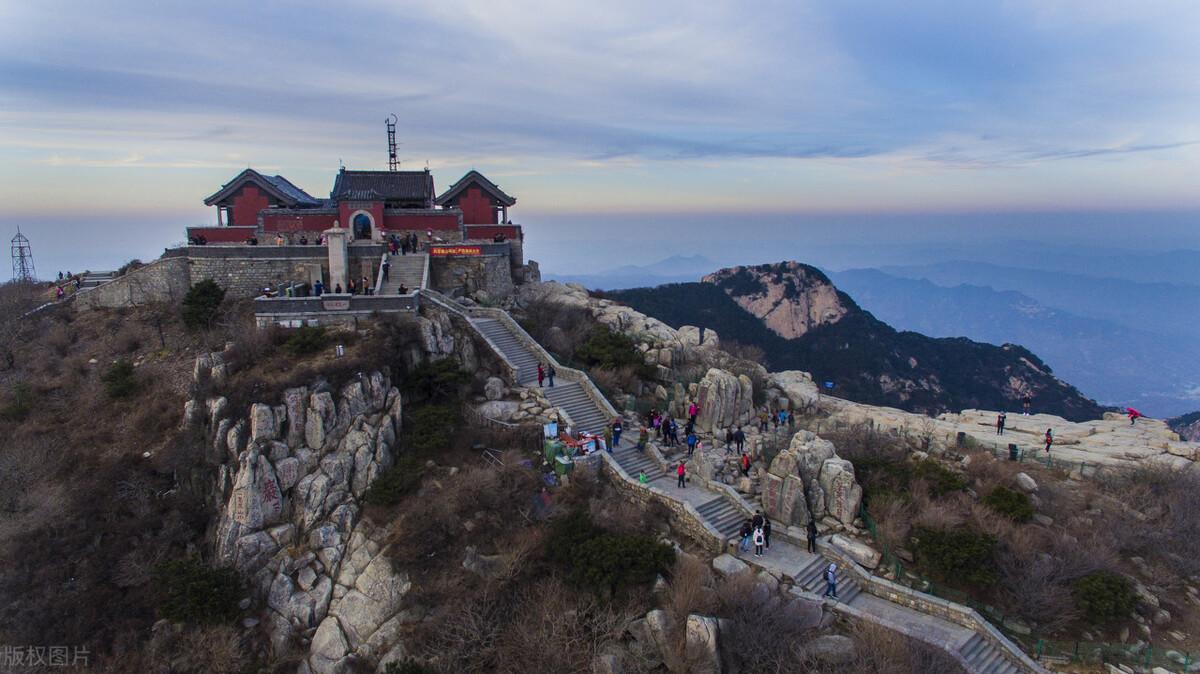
[762,430,862,529]
[703,262,849,339]
[695,368,754,436]
[194,362,411,673]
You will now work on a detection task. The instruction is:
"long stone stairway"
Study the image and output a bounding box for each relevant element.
[442,301,1040,674]
[378,253,426,294]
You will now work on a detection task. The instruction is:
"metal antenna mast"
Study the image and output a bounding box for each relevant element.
[386,114,399,171]
[11,226,35,282]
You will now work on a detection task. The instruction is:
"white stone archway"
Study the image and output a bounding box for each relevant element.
[349,209,378,241]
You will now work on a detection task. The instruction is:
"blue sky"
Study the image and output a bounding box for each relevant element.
[1,0,1198,275]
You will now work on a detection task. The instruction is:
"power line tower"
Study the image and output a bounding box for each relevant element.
[385,113,399,171]
[10,227,35,282]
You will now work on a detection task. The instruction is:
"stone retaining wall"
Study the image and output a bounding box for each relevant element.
[74,256,190,309]
[599,452,728,554]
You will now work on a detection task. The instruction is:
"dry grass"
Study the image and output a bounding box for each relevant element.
[663,554,717,625]
[840,621,963,674]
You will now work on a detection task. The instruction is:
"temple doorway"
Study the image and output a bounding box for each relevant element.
[353,213,372,240]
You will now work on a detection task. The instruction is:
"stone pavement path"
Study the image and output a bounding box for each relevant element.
[734,539,1025,673]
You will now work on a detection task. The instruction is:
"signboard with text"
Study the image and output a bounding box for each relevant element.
[430,245,483,257]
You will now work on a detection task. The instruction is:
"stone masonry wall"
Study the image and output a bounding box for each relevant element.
[430,254,515,299]
[74,256,191,309]
[188,257,317,298]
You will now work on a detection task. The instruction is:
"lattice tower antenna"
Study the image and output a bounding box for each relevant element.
[11,226,35,282]
[386,114,399,171]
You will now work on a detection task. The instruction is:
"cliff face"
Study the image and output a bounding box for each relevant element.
[703,262,849,339]
[607,262,1106,421]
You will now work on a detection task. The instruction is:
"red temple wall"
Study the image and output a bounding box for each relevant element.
[464,225,521,240]
[230,185,270,227]
[457,186,498,224]
[383,213,460,232]
[263,212,337,232]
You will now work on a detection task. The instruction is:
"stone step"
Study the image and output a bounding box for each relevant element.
[961,634,985,661]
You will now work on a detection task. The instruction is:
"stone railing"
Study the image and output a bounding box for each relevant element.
[815,542,1047,674]
[417,289,520,386]
[464,306,620,422]
[420,252,431,290]
[598,451,730,554]
[253,293,418,316]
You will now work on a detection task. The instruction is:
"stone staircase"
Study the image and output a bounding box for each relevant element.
[378,253,425,294]
[432,300,1042,674]
[695,496,750,540]
[792,554,864,603]
[80,270,116,289]
[472,317,611,434]
[958,633,1020,674]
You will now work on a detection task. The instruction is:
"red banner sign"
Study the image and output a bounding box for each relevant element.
[430,245,482,257]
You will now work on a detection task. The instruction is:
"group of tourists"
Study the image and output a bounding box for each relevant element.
[388,232,422,256]
[756,407,794,433]
[536,363,557,387]
[738,510,773,557]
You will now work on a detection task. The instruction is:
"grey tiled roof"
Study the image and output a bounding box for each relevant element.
[435,169,516,207]
[264,175,321,206]
[203,168,320,208]
[331,169,434,204]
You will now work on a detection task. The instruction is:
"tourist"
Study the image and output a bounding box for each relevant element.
[1023,395,1032,416]
[734,426,745,453]
[687,400,698,422]
[275,234,285,246]
[686,430,697,457]
[299,235,308,245]
[1044,428,1053,454]
[314,279,324,296]
[695,439,703,458]
[752,509,764,531]
[57,271,63,281]
[397,283,408,294]
[398,237,407,255]
[753,526,765,557]
[724,427,734,454]
[823,563,839,599]
[409,232,418,252]
[683,417,694,438]
[762,514,772,549]
[611,418,622,448]
[637,427,649,453]
[1128,408,1142,425]
[740,452,751,477]
[778,409,788,427]
[547,364,556,387]
[348,278,357,295]
[739,519,753,552]
[537,363,545,387]
[425,228,433,246]
[74,276,81,290]
[55,285,64,300]
[361,275,370,295]
[807,517,819,553]
[382,259,390,281]
[759,410,769,433]
[668,417,679,447]
[997,411,1007,435]
[604,425,613,453]
[771,409,779,429]
[676,461,686,488]
[334,284,343,293]
[788,411,795,429]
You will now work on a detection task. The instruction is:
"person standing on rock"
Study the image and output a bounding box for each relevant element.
[997,411,1007,435]
[686,430,698,457]
[1044,428,1053,454]
[739,519,753,552]
[668,417,679,447]
[823,563,839,599]
[688,400,698,423]
[740,452,751,477]
[759,410,769,433]
[807,517,819,553]
[1023,395,1032,416]
[762,514,772,550]
[676,461,687,488]
[734,427,745,453]
[537,363,545,387]
[724,427,734,454]
[611,418,622,448]
[753,526,765,557]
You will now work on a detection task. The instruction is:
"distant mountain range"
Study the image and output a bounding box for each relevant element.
[545,255,714,290]
[828,268,1200,417]
[605,262,1106,421]
[879,261,1200,341]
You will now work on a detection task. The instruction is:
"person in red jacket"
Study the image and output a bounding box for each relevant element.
[740,452,751,477]
[676,461,686,489]
[1044,429,1053,454]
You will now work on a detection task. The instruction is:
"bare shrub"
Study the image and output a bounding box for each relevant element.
[516,297,595,361]
[1098,464,1200,577]
[715,571,819,671]
[871,493,913,554]
[664,554,716,625]
[114,325,143,354]
[909,480,967,531]
[590,364,642,397]
[839,621,962,674]
[719,339,766,365]
[44,322,76,357]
